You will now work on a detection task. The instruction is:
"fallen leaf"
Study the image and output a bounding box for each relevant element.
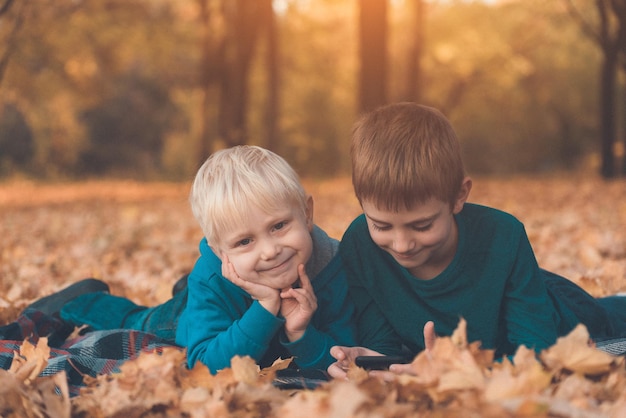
[8,337,50,384]
[541,325,620,375]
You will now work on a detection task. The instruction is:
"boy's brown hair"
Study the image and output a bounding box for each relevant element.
[351,102,466,211]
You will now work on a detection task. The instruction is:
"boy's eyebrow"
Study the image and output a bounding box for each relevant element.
[365,212,439,226]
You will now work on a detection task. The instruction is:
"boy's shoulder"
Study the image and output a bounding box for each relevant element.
[461,203,524,234]
[462,202,520,221]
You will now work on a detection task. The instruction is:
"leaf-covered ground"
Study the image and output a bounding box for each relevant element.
[0,175,625,417]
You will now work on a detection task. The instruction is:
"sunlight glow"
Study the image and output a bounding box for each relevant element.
[274,0,287,15]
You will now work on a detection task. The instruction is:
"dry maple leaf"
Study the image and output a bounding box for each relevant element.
[450,316,468,347]
[346,360,370,382]
[393,318,489,405]
[258,356,294,383]
[541,324,621,375]
[179,356,293,417]
[179,356,220,390]
[484,345,552,402]
[179,386,231,418]
[436,348,486,393]
[230,355,261,385]
[73,347,186,417]
[279,380,368,418]
[8,337,50,384]
[406,318,485,389]
[0,369,71,418]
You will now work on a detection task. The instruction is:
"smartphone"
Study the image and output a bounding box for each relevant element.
[354,355,410,370]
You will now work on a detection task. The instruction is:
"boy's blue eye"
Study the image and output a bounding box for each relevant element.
[274,221,286,230]
[237,238,252,247]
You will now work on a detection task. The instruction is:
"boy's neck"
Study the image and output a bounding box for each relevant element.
[306,226,338,280]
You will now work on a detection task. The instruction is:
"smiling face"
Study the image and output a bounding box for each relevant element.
[361,178,471,280]
[362,198,459,280]
[213,199,314,290]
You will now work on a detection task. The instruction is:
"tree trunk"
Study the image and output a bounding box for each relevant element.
[218,0,262,148]
[262,0,279,152]
[563,0,624,177]
[197,0,216,164]
[403,0,425,103]
[599,48,617,178]
[0,0,24,86]
[358,0,388,114]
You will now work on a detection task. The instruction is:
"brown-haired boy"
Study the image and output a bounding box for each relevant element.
[328,102,626,378]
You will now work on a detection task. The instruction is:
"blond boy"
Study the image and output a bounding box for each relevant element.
[176,145,356,372]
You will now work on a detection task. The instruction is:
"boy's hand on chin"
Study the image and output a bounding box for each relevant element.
[280,264,317,341]
[221,254,281,314]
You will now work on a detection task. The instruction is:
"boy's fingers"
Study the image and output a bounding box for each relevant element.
[424,321,436,351]
[297,264,313,290]
[327,363,348,380]
[329,346,344,359]
[281,288,317,311]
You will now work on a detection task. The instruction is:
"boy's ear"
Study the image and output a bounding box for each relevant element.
[305,195,314,231]
[452,177,472,214]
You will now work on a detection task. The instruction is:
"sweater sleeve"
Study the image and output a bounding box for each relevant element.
[175,241,284,373]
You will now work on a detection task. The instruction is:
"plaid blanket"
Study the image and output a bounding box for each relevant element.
[3,308,625,398]
[0,310,181,397]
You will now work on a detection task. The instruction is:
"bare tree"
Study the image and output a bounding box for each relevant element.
[261,0,279,152]
[196,0,221,163]
[563,0,626,178]
[358,0,388,113]
[195,0,276,163]
[0,0,25,86]
[403,0,425,103]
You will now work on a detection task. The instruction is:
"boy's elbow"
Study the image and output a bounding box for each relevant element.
[185,348,221,374]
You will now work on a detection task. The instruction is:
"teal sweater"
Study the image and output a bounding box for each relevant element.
[176,226,356,373]
[339,203,579,358]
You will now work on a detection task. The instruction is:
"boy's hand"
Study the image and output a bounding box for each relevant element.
[280,264,317,342]
[221,254,280,315]
[328,322,436,380]
[327,346,382,379]
[377,321,437,379]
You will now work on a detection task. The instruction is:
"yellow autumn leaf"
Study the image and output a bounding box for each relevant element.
[541,324,620,375]
[437,349,486,393]
[231,355,261,385]
[484,346,552,402]
[9,337,50,384]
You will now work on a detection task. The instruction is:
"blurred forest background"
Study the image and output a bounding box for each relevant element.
[1,0,626,180]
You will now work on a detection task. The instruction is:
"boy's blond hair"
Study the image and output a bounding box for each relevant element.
[351,102,466,211]
[190,145,308,247]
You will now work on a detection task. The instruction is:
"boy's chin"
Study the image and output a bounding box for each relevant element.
[260,274,299,291]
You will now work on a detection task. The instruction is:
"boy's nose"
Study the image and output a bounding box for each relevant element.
[259,240,280,260]
[391,231,415,253]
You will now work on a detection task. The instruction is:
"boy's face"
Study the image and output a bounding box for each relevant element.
[214,197,314,290]
[361,180,470,280]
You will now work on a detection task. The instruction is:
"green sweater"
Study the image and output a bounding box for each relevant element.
[339,203,577,358]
